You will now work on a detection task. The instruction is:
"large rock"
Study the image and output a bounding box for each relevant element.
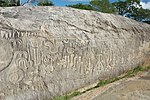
[0,6,150,100]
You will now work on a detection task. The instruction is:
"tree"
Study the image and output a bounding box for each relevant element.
[112,0,128,15]
[90,0,115,13]
[112,0,150,23]
[67,3,96,11]
[0,0,8,7]
[0,0,20,7]
[67,0,115,13]
[136,8,150,22]
[112,0,141,16]
[37,0,54,6]
[0,0,54,6]
[22,0,54,6]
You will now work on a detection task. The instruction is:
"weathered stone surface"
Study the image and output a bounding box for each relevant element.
[73,71,150,100]
[0,6,150,100]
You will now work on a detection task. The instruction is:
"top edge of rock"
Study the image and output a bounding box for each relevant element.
[0,6,149,33]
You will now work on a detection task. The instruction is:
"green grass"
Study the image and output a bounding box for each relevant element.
[53,91,81,100]
[53,66,150,100]
[125,66,148,77]
[95,66,150,88]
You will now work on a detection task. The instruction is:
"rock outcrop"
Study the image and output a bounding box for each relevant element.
[0,6,150,100]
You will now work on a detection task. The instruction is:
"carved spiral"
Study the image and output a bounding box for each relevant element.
[7,68,24,84]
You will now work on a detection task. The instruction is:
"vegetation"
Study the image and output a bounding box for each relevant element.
[53,66,150,100]
[37,0,54,6]
[0,0,54,6]
[112,0,150,22]
[67,3,96,11]
[67,0,150,24]
[0,0,20,7]
[53,91,81,100]
[90,0,115,13]
[96,66,150,87]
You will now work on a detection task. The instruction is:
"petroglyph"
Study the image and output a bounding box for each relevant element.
[0,6,150,100]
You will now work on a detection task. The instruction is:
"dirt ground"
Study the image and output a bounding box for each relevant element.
[72,71,150,100]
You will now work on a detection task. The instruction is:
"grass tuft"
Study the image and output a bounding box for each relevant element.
[53,91,81,100]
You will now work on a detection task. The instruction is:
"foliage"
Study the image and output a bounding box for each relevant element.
[37,0,54,6]
[67,0,115,13]
[21,0,54,6]
[0,0,20,7]
[112,0,150,23]
[0,0,54,7]
[136,8,150,22]
[0,0,7,7]
[112,0,141,19]
[90,0,115,13]
[67,3,96,11]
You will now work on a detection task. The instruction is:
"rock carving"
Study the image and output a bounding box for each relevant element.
[0,6,150,100]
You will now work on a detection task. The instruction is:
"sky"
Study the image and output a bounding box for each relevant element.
[53,0,150,7]
[140,0,150,9]
[21,0,150,9]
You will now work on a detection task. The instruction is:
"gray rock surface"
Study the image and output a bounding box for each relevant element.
[73,71,150,100]
[93,74,150,100]
[0,6,150,100]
